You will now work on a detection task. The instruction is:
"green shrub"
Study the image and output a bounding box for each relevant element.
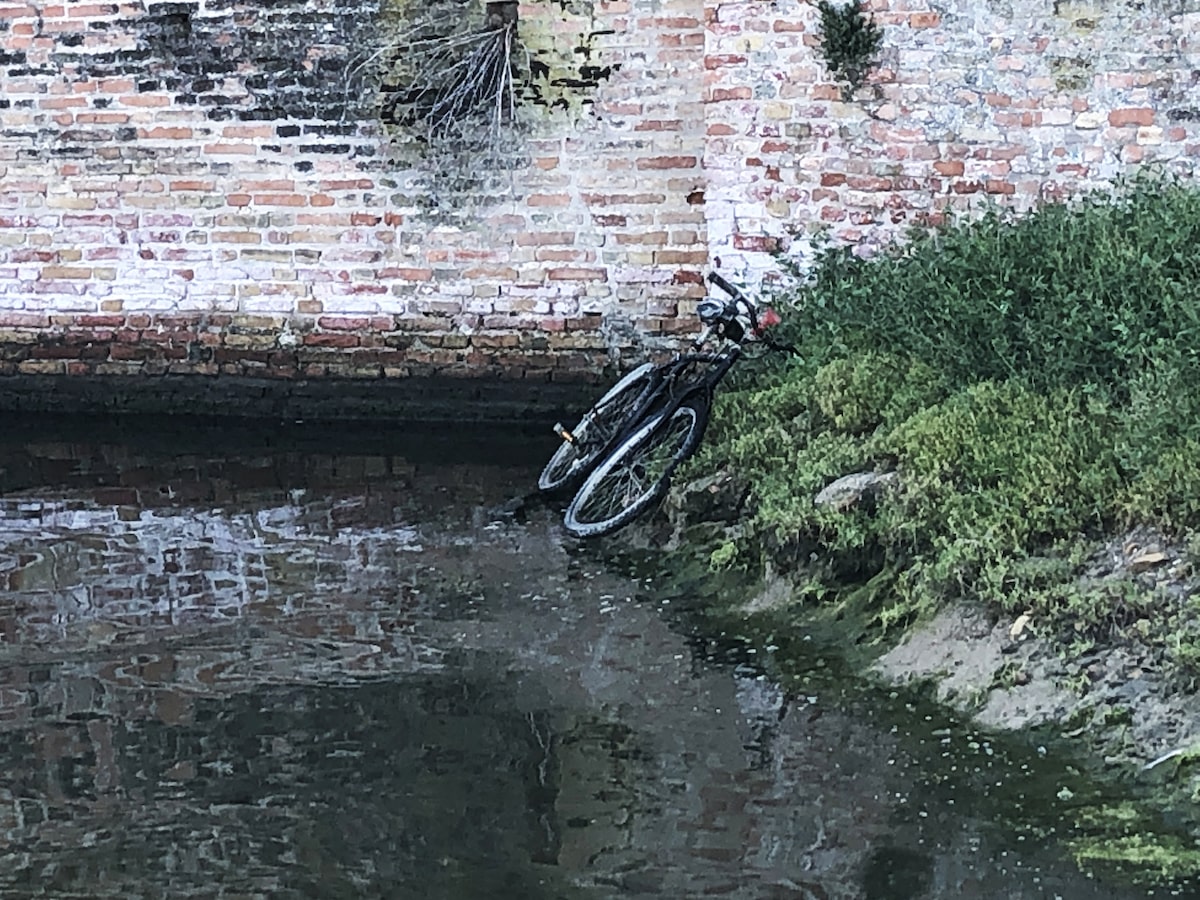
[813,352,948,434]
[776,172,1200,395]
[700,173,1200,644]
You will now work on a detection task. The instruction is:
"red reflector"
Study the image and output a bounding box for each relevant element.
[756,307,782,332]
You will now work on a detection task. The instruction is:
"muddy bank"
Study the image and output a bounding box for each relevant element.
[648,478,1200,885]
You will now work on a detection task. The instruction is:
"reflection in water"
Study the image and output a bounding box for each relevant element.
[0,418,1159,898]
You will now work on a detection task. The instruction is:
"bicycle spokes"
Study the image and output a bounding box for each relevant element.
[572,408,696,527]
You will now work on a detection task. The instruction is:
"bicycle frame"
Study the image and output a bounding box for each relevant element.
[541,270,792,522]
[608,343,742,451]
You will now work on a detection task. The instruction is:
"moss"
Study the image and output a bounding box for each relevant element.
[1070,834,1200,882]
[1049,55,1094,91]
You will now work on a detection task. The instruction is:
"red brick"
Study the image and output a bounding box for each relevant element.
[222,125,273,139]
[651,16,699,28]
[548,267,607,281]
[204,143,256,155]
[243,179,293,191]
[709,87,752,101]
[118,94,169,107]
[254,194,305,207]
[705,54,747,69]
[39,96,87,109]
[515,232,576,246]
[535,250,588,263]
[1109,107,1155,127]
[635,120,684,131]
[304,333,359,348]
[933,160,965,176]
[140,126,191,139]
[378,267,433,281]
[633,157,700,170]
[846,176,893,191]
[318,316,372,331]
[733,235,780,252]
[67,3,116,16]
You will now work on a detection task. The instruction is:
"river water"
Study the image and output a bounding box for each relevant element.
[0,416,1184,899]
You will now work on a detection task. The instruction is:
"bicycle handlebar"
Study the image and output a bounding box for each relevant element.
[706,270,799,357]
[707,270,762,337]
[706,271,743,301]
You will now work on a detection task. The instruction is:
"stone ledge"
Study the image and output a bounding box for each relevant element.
[0,373,600,424]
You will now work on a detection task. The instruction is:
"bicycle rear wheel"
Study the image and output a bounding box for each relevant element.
[538,363,655,493]
[563,395,709,538]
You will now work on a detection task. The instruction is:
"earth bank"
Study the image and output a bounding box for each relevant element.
[632,472,1200,884]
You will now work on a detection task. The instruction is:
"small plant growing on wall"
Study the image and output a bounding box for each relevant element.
[815,0,884,99]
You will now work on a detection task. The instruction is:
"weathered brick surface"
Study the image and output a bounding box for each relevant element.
[0,0,1197,389]
[706,0,1200,281]
[0,0,709,384]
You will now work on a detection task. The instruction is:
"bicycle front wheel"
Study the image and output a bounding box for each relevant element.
[538,363,654,493]
[563,396,709,538]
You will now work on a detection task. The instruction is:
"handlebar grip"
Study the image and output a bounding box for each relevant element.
[707,271,744,300]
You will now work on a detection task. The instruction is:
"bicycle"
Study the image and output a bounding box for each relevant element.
[538,272,792,538]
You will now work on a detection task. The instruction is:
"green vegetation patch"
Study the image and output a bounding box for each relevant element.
[695,172,1200,666]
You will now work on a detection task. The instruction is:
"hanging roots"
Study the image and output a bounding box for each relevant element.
[364,9,526,153]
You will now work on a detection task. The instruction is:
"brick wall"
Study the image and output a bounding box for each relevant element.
[706,0,1200,282]
[1,0,1197,402]
[0,0,708,390]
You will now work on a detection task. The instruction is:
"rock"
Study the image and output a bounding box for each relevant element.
[813,471,899,512]
[1129,550,1168,573]
[1010,612,1033,639]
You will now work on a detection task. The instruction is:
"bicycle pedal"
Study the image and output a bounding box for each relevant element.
[553,422,576,444]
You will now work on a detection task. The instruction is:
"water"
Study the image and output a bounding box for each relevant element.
[0,415,1175,898]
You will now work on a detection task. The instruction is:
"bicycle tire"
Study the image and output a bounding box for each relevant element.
[563,395,709,538]
[538,363,655,493]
